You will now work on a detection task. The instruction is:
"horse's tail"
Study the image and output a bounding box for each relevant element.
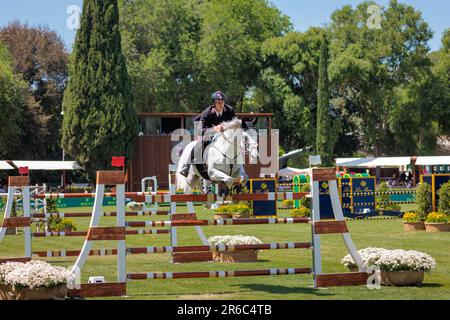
[175,141,196,191]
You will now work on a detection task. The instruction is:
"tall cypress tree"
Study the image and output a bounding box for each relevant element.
[315,36,334,166]
[62,0,138,178]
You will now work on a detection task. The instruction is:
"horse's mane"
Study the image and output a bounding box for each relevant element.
[221,118,242,131]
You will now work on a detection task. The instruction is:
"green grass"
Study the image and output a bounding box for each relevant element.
[1,206,449,300]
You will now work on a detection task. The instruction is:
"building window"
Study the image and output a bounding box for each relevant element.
[142,117,161,135]
[161,117,182,135]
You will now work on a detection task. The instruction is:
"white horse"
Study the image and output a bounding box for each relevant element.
[176,118,258,194]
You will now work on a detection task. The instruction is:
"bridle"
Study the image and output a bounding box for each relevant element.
[211,130,258,162]
[212,131,242,161]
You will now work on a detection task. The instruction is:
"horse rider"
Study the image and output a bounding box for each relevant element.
[179,91,236,177]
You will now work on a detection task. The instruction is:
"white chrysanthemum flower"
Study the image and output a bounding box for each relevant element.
[2,261,71,289]
[341,248,436,272]
[208,235,263,246]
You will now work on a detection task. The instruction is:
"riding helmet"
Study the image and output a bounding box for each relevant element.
[211,91,226,103]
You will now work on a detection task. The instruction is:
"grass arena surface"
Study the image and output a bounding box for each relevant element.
[1,206,449,300]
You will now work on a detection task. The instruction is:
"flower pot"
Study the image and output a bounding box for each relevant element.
[214,213,231,220]
[0,284,15,300]
[232,212,250,219]
[379,271,425,286]
[0,284,67,300]
[403,222,426,231]
[425,223,450,232]
[213,250,258,263]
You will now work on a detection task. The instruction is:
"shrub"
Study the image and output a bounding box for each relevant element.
[57,219,77,231]
[281,200,294,209]
[215,203,251,215]
[416,183,432,219]
[235,203,250,215]
[297,184,311,209]
[425,212,449,223]
[291,207,311,218]
[47,217,77,231]
[437,182,450,215]
[403,212,420,223]
[45,198,58,213]
[215,205,231,214]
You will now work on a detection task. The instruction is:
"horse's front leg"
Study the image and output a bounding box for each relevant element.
[232,164,249,186]
[208,165,234,189]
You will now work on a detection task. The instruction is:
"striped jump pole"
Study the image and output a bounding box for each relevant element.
[35,191,309,203]
[35,242,311,258]
[32,229,170,237]
[0,176,32,263]
[127,268,312,280]
[33,249,118,258]
[127,242,311,254]
[32,211,169,219]
[126,217,310,228]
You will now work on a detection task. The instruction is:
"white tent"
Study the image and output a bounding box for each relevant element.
[0,161,14,170]
[278,167,309,176]
[336,157,411,168]
[10,161,83,171]
[415,156,450,165]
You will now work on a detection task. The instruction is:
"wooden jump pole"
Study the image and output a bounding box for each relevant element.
[128,268,312,280]
[34,191,309,202]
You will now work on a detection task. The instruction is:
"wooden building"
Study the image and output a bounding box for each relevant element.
[128,113,274,191]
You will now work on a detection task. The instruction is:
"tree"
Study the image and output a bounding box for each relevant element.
[0,41,26,158]
[119,0,291,112]
[316,36,335,166]
[197,0,291,109]
[0,22,68,160]
[329,0,433,156]
[119,0,203,112]
[62,0,138,178]
[430,29,450,135]
[258,28,323,151]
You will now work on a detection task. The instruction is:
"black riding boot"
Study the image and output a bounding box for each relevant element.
[180,163,190,177]
[180,147,195,177]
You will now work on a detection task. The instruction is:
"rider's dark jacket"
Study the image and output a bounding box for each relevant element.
[199,104,236,137]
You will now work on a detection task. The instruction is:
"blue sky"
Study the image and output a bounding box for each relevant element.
[0,0,448,52]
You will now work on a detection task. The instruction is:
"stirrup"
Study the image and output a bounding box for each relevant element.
[180,165,190,177]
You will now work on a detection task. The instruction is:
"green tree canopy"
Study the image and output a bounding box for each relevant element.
[62,0,138,177]
[0,41,26,158]
[0,22,68,160]
[329,0,433,156]
[119,0,291,112]
[316,36,336,166]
